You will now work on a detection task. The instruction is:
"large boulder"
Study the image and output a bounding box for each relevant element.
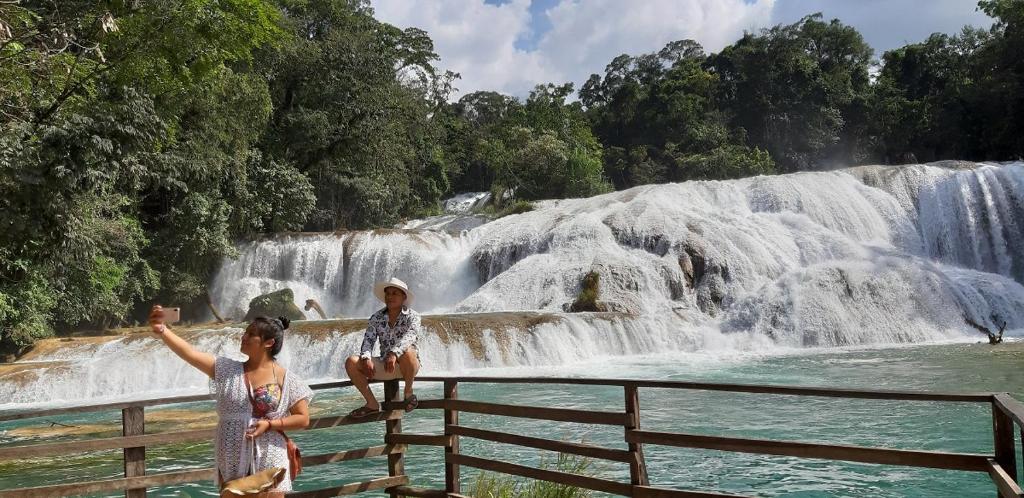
[244,288,307,322]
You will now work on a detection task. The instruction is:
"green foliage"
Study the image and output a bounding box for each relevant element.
[0,1,287,349]
[569,271,603,313]
[670,144,776,181]
[489,200,535,218]
[467,453,595,498]
[707,14,874,171]
[3,0,1024,350]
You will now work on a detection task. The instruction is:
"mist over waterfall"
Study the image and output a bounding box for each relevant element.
[6,161,1024,407]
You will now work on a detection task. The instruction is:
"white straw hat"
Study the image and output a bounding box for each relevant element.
[373,277,414,305]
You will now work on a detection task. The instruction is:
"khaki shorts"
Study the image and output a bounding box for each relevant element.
[369,356,420,381]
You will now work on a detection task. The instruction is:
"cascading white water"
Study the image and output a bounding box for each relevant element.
[5,161,1024,407]
[0,313,730,406]
[209,231,480,319]
[213,162,1024,332]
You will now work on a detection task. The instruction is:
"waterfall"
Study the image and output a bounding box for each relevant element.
[211,162,1024,332]
[5,161,1024,407]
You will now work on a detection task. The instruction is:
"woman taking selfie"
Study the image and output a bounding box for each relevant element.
[149,305,312,496]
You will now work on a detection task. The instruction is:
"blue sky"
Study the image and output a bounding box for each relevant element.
[371,0,992,98]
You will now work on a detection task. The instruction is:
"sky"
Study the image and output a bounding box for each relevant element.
[370,0,994,99]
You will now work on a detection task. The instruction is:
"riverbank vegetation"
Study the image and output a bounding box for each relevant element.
[1,0,1023,352]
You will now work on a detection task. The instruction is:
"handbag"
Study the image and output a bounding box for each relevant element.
[220,438,286,497]
[279,430,302,478]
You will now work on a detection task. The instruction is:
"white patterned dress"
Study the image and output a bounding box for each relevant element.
[211,356,314,491]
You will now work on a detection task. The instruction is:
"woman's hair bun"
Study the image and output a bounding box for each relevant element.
[277,316,290,330]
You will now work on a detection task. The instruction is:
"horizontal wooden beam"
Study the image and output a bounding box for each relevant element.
[0,380,351,423]
[386,485,448,497]
[1,377,995,423]
[416,377,994,402]
[0,394,214,422]
[0,468,214,497]
[445,399,625,426]
[385,433,453,447]
[987,459,1024,498]
[300,444,405,466]
[0,443,406,497]
[447,453,632,496]
[287,475,409,498]
[307,410,403,429]
[0,428,214,462]
[416,398,445,410]
[0,410,404,463]
[994,394,1024,430]
[632,485,750,498]
[447,424,632,463]
[627,430,991,472]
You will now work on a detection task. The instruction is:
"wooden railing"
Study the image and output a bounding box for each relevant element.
[0,377,1021,497]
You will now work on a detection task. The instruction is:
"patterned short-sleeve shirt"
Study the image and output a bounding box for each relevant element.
[360,307,420,360]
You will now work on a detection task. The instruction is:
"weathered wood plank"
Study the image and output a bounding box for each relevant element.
[0,394,214,422]
[632,486,751,498]
[300,445,405,466]
[0,468,214,497]
[384,380,404,498]
[444,399,625,426]
[286,475,409,498]
[0,444,406,497]
[0,408,406,462]
[444,381,460,495]
[416,377,994,402]
[307,410,403,429]
[995,394,1024,434]
[993,401,1019,483]
[0,377,994,424]
[0,380,352,423]
[625,383,649,486]
[627,430,991,471]
[447,453,632,496]
[122,406,145,498]
[446,424,631,463]
[0,428,215,462]
[385,433,453,447]
[986,459,1024,498]
[387,486,447,498]
[417,398,444,410]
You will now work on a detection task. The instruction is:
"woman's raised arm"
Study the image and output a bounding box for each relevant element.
[150,306,216,378]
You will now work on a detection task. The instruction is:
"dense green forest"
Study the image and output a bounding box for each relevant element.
[1,0,1022,352]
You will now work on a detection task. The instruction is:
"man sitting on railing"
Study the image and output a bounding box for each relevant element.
[344,277,421,417]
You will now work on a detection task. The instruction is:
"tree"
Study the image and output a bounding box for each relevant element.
[260,0,451,229]
[583,39,775,187]
[708,15,873,171]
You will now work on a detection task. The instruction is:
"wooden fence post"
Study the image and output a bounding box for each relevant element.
[384,380,405,498]
[444,380,460,494]
[123,406,145,498]
[993,400,1018,498]
[624,383,649,486]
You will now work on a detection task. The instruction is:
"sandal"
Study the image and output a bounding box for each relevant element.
[348,405,380,419]
[404,394,419,413]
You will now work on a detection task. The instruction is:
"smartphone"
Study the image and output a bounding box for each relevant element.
[163,307,181,324]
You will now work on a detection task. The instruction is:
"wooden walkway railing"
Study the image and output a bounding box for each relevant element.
[0,376,1021,497]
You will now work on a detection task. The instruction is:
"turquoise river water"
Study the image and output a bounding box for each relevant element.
[2,340,1023,497]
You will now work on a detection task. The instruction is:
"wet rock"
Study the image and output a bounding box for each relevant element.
[244,288,307,322]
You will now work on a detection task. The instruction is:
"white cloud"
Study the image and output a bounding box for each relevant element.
[370,0,777,99]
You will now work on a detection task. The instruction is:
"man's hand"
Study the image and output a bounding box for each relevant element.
[360,357,375,379]
[384,352,397,374]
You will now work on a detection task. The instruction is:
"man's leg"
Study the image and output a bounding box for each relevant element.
[344,355,379,410]
[397,348,420,399]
